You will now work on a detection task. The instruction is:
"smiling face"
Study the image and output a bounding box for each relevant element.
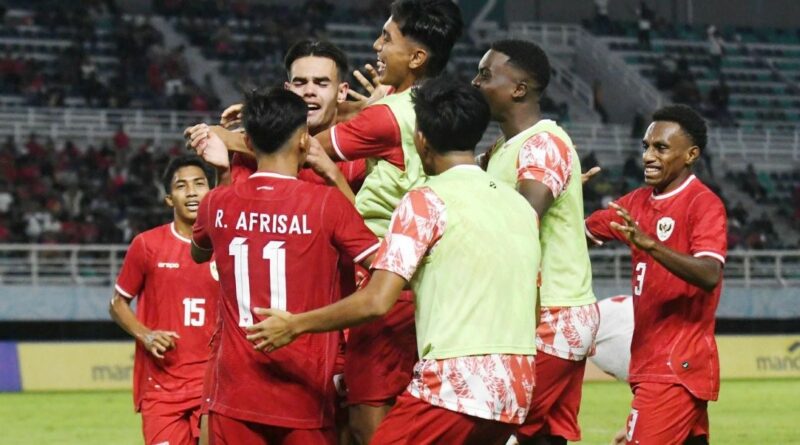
[373,17,418,89]
[641,121,699,193]
[165,165,210,224]
[472,49,521,121]
[285,56,348,135]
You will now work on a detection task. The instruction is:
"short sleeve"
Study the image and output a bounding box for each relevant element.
[584,192,636,245]
[115,234,149,299]
[688,192,727,264]
[192,192,213,250]
[329,105,404,169]
[372,187,447,281]
[516,132,573,199]
[326,190,381,263]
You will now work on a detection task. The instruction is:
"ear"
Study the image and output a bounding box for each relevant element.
[408,47,429,71]
[414,128,429,157]
[337,82,349,103]
[512,80,529,101]
[298,130,310,156]
[685,145,700,166]
[284,81,291,90]
[244,134,255,153]
[164,193,174,209]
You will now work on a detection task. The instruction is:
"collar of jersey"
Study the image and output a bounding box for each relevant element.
[170,222,191,244]
[249,172,297,180]
[651,174,696,200]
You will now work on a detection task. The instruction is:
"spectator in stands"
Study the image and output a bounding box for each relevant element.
[593,0,611,34]
[742,164,767,200]
[636,1,653,50]
[707,76,733,126]
[707,25,725,73]
[593,80,610,123]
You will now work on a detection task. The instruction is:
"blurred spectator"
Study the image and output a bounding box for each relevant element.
[592,0,611,34]
[636,1,653,50]
[593,80,609,123]
[707,25,725,73]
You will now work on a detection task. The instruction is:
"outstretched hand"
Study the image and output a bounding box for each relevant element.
[582,166,602,184]
[245,307,297,352]
[220,103,243,130]
[339,64,392,122]
[609,202,657,251]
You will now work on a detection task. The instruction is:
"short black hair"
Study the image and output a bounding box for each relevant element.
[490,39,551,94]
[284,39,349,82]
[162,155,215,193]
[412,77,490,154]
[390,0,463,77]
[242,87,308,154]
[652,104,708,152]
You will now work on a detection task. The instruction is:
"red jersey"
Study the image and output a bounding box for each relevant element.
[330,104,404,168]
[585,175,727,401]
[230,152,367,191]
[192,172,379,428]
[115,222,220,411]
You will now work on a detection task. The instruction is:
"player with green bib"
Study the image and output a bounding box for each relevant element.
[473,39,599,445]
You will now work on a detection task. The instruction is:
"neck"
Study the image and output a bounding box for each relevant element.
[432,151,478,175]
[499,102,541,140]
[394,72,423,93]
[255,151,300,177]
[173,216,194,239]
[654,170,692,195]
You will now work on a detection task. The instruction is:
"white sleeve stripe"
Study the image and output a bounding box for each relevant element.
[114,284,136,299]
[694,251,726,264]
[353,242,381,263]
[330,125,349,161]
[584,223,604,245]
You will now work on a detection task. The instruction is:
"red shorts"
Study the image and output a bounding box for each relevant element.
[371,391,516,445]
[625,382,709,444]
[141,397,203,445]
[208,412,336,445]
[344,294,417,406]
[516,351,586,441]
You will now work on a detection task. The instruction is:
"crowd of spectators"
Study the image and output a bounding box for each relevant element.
[1,0,220,110]
[0,131,180,244]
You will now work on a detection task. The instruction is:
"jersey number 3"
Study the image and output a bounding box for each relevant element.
[633,262,646,296]
[229,237,287,327]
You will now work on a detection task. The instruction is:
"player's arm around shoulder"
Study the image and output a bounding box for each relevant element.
[191,189,217,264]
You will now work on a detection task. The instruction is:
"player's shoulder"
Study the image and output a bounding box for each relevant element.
[135,223,172,243]
[687,176,724,206]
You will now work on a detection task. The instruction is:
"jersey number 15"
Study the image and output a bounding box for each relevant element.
[229,237,287,327]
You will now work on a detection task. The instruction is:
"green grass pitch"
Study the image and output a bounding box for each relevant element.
[0,379,798,444]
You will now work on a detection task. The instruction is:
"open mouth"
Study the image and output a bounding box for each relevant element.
[306,103,321,113]
[643,166,661,177]
[186,201,199,212]
[376,57,386,76]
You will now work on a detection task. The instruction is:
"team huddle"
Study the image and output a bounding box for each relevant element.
[109,1,728,444]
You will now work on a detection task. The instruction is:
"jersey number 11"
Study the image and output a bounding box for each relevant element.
[229,237,287,327]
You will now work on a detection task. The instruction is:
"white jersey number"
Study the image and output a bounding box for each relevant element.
[182,298,206,327]
[633,262,646,296]
[229,237,287,327]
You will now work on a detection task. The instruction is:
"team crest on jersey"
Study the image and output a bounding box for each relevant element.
[656,217,675,241]
[210,261,219,281]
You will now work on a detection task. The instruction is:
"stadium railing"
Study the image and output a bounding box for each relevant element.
[1,244,797,289]
[3,107,798,162]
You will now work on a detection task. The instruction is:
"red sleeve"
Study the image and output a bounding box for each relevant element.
[330,105,404,169]
[325,189,380,263]
[230,153,256,184]
[297,159,368,190]
[688,191,728,264]
[372,187,447,281]
[517,132,573,199]
[192,191,213,250]
[584,192,636,245]
[115,234,149,299]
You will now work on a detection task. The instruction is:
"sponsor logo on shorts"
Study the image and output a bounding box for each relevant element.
[626,408,639,441]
